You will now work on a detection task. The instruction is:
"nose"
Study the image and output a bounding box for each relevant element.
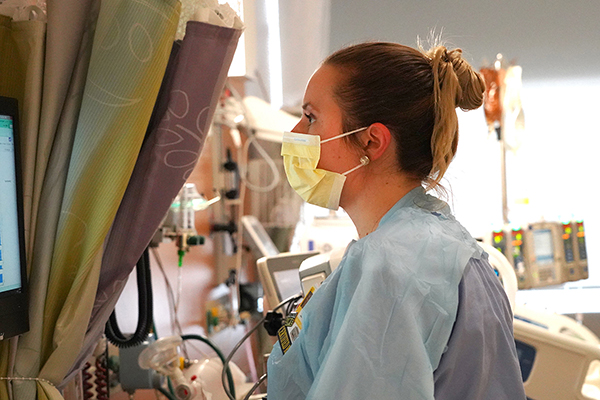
[291,120,303,133]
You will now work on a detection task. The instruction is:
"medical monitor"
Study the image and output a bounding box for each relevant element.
[257,251,318,311]
[573,220,589,280]
[298,247,347,295]
[0,96,29,339]
[524,222,564,287]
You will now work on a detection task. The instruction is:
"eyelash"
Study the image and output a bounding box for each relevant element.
[304,112,315,125]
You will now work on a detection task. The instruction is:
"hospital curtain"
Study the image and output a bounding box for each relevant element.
[0,0,182,399]
[69,20,242,380]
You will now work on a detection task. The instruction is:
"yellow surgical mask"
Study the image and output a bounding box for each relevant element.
[281,127,369,210]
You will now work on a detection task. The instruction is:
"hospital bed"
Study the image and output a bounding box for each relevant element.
[481,242,600,400]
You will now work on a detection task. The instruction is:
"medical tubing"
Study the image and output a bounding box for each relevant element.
[242,374,267,400]
[156,386,177,400]
[152,247,191,356]
[239,134,280,193]
[221,293,303,400]
[180,334,236,399]
[105,247,153,348]
[167,376,175,396]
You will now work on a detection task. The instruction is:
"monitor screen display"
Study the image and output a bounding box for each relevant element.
[0,113,23,294]
[533,229,554,265]
[272,268,303,302]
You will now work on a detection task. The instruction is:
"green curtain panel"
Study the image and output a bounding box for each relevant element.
[4,1,181,399]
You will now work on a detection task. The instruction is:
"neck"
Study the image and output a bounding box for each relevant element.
[343,172,420,239]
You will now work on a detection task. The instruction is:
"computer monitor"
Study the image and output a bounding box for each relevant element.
[0,96,29,340]
[298,247,346,295]
[256,251,318,311]
[241,215,280,258]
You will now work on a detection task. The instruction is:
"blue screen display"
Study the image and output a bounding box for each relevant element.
[0,114,23,293]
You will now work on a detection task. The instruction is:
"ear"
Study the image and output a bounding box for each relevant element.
[361,123,392,161]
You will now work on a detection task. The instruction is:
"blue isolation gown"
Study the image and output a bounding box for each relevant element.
[267,187,526,399]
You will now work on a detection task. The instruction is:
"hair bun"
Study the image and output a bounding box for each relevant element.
[447,48,486,110]
[426,46,486,111]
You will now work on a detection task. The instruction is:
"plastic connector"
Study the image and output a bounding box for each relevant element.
[263,311,283,336]
[187,235,205,246]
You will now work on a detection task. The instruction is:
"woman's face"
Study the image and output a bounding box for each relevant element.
[292,64,362,175]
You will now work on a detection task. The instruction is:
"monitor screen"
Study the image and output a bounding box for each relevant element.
[273,268,303,302]
[0,96,29,339]
[0,113,22,293]
[533,229,554,265]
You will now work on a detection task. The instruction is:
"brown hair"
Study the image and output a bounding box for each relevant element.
[323,42,485,190]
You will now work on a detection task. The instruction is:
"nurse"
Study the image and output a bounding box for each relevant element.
[270,42,526,399]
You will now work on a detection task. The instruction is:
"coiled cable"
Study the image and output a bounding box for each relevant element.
[105,247,153,348]
[82,362,94,400]
[94,354,108,400]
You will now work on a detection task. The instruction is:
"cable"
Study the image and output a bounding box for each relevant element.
[82,362,93,400]
[105,247,153,348]
[95,354,109,400]
[156,386,178,400]
[242,374,267,400]
[152,247,207,359]
[180,334,236,400]
[221,293,303,400]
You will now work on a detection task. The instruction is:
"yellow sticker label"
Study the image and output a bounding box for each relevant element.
[296,287,315,314]
[278,325,291,354]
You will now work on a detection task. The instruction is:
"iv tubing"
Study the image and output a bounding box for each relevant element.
[242,374,267,400]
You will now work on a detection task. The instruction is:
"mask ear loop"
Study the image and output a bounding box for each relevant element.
[321,127,368,143]
[342,155,370,176]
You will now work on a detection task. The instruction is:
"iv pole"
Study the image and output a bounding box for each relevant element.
[483,53,510,227]
[499,123,509,226]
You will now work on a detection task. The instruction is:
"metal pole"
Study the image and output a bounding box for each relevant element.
[498,125,510,226]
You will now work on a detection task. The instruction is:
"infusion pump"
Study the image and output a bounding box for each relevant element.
[488,220,589,289]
